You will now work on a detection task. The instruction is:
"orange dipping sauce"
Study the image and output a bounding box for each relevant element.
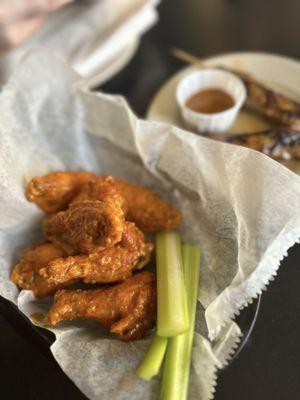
[185,88,235,114]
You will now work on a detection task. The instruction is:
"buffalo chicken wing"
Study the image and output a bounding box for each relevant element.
[11,242,72,298]
[46,271,157,341]
[43,200,125,255]
[40,222,153,285]
[26,171,96,213]
[73,176,182,232]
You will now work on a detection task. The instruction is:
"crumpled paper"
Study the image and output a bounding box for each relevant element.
[1,51,300,400]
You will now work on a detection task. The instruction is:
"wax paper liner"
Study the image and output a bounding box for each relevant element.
[1,51,300,399]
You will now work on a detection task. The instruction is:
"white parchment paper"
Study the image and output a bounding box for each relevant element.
[1,51,300,400]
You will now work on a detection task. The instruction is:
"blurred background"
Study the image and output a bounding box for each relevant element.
[105,0,300,113]
[2,0,300,115]
[1,1,300,400]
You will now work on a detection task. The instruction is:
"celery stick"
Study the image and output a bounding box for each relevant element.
[136,334,168,381]
[161,244,201,400]
[156,231,189,337]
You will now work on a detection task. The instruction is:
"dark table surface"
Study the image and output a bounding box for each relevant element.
[1,1,300,399]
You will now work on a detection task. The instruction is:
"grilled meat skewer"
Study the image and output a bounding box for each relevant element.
[223,126,300,160]
[225,68,300,130]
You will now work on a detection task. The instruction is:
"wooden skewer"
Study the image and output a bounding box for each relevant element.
[170,47,207,68]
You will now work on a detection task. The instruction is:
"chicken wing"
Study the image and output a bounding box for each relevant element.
[113,177,182,232]
[11,242,73,298]
[72,175,126,210]
[26,171,96,213]
[73,176,182,232]
[43,200,125,255]
[46,271,157,341]
[40,222,153,285]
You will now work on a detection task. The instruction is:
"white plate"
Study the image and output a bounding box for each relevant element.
[147,51,300,173]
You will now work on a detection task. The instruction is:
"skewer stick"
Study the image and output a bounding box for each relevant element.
[170,47,207,68]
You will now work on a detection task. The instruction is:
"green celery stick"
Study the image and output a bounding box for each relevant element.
[136,334,168,381]
[156,231,189,337]
[161,244,201,400]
